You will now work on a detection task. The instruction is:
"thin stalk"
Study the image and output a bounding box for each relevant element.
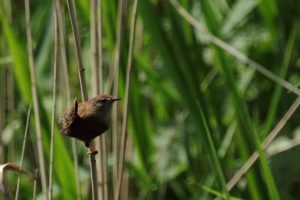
[48,7,59,200]
[0,67,3,164]
[66,0,88,101]
[56,0,71,104]
[7,66,15,161]
[97,1,108,199]
[71,140,81,200]
[112,0,125,192]
[90,0,105,199]
[98,0,103,94]
[55,0,81,198]
[24,0,48,199]
[15,105,32,200]
[169,0,300,97]
[32,169,38,200]
[66,1,99,200]
[99,136,107,200]
[91,0,99,96]
[115,0,139,199]
[89,153,98,200]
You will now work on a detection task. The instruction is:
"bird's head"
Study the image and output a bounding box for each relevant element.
[90,94,120,115]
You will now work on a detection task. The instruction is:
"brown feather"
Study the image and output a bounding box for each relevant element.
[59,94,119,147]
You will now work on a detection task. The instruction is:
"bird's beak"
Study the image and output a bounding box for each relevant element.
[111,97,121,102]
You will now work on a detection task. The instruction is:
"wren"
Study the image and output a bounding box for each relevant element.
[59,94,120,154]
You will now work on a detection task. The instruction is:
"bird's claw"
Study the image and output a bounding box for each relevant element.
[87,146,98,155]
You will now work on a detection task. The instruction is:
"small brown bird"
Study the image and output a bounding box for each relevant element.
[59,94,120,154]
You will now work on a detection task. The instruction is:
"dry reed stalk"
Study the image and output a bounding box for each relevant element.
[112,0,125,193]
[90,0,106,199]
[7,66,15,161]
[55,0,81,198]
[115,0,139,199]
[66,0,88,101]
[24,0,48,198]
[97,1,108,199]
[48,7,59,199]
[0,68,3,164]
[66,1,99,199]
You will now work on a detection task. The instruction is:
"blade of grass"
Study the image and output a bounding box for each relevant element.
[201,0,273,198]
[261,27,297,138]
[139,1,230,198]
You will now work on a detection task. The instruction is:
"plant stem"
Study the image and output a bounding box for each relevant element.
[112,0,125,194]
[48,6,59,199]
[115,0,139,199]
[24,0,48,198]
[89,153,98,200]
[15,105,31,200]
[32,169,38,200]
[55,0,81,198]
[66,0,88,101]
[66,1,99,200]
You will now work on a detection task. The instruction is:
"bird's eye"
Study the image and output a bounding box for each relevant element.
[101,99,108,103]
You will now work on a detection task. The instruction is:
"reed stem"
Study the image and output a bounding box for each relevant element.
[15,105,31,200]
[24,0,48,198]
[48,6,59,199]
[115,0,139,199]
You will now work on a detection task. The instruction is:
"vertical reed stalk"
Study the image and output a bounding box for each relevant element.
[48,7,59,199]
[66,0,88,101]
[7,66,15,161]
[98,0,103,94]
[15,105,31,200]
[66,1,98,200]
[0,67,3,164]
[115,0,139,199]
[55,0,81,198]
[24,0,48,199]
[89,153,98,200]
[97,1,108,199]
[112,0,125,192]
[91,0,99,96]
[90,0,105,199]
[32,169,38,200]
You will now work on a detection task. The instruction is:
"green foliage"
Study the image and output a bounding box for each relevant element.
[1,0,300,199]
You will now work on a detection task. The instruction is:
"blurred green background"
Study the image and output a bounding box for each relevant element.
[1,0,300,199]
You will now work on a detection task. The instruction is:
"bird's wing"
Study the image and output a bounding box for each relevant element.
[58,106,78,135]
[77,102,93,118]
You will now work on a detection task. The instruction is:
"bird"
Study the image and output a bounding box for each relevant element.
[59,94,120,154]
